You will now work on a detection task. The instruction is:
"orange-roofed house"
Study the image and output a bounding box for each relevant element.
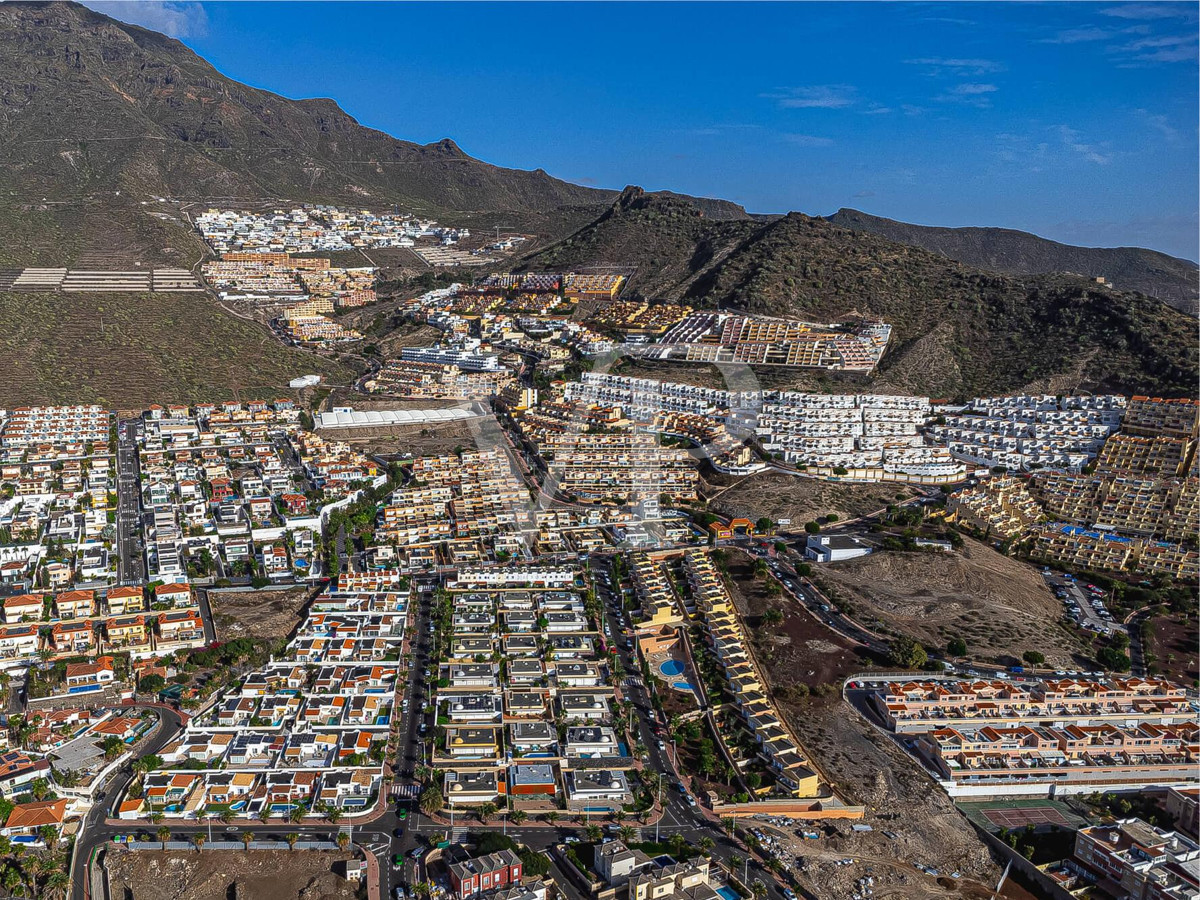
[64,656,115,691]
[1,799,67,844]
[49,620,96,655]
[105,586,145,616]
[54,590,95,620]
[154,583,192,609]
[2,594,42,625]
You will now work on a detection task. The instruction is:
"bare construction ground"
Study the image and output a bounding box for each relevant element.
[814,538,1086,667]
[105,848,360,900]
[720,551,1003,899]
[705,471,915,528]
[208,586,317,644]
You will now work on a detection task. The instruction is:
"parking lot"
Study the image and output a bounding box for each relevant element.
[1041,569,1126,636]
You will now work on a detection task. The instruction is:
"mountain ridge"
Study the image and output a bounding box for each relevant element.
[520,189,1198,400]
[827,208,1198,314]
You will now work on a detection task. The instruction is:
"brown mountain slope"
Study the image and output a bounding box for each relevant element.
[0,1,747,267]
[522,194,1198,399]
[827,208,1199,314]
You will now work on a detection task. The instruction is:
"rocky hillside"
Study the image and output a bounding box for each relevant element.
[0,1,746,266]
[522,191,1198,399]
[827,208,1199,314]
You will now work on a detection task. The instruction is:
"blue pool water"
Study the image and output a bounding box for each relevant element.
[717,887,740,900]
[659,659,685,677]
[673,681,695,691]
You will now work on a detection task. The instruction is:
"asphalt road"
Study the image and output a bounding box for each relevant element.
[114,418,145,585]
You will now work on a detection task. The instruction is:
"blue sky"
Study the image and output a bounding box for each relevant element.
[88,1,1199,260]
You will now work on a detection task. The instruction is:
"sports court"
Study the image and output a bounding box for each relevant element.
[958,796,1085,834]
[982,806,1071,829]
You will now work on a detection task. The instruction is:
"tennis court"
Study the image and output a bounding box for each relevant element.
[982,805,1071,829]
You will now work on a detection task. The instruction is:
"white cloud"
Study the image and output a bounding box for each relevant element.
[763,85,858,109]
[1060,125,1113,165]
[81,1,209,39]
[781,134,835,147]
[1100,4,1195,20]
[904,57,1005,75]
[937,83,999,107]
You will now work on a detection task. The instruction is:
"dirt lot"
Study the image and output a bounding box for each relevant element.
[813,538,1085,668]
[1146,612,1199,684]
[719,552,1003,899]
[723,551,875,690]
[705,471,915,528]
[208,586,318,644]
[105,848,361,900]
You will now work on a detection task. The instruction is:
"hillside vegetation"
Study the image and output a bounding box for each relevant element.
[522,190,1198,399]
[0,291,354,408]
[827,208,1199,314]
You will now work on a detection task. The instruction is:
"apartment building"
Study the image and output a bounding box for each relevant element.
[1073,818,1199,900]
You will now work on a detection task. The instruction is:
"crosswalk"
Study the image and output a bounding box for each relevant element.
[451,826,470,843]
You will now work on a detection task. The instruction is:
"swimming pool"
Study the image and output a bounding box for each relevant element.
[717,887,740,900]
[659,659,685,677]
[672,680,695,691]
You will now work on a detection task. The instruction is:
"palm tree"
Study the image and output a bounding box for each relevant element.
[1,866,22,898]
[43,871,69,900]
[585,824,602,843]
[510,809,527,826]
[288,804,306,824]
[336,831,350,851]
[668,833,686,858]
[545,811,559,827]
[751,881,767,900]
[324,804,343,825]
[722,817,737,836]
[241,831,254,850]
[149,811,165,825]
[192,833,206,852]
[697,836,714,857]
[618,825,636,843]
[729,855,744,872]
[156,826,171,845]
[477,802,497,824]
[29,778,50,802]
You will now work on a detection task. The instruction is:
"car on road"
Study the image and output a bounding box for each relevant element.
[410,848,424,859]
[392,853,405,869]
[396,808,408,819]
[394,827,405,838]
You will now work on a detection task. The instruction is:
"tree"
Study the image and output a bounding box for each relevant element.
[477,802,497,824]
[804,521,821,534]
[762,608,784,627]
[336,831,350,851]
[38,825,59,847]
[419,785,444,818]
[192,833,206,852]
[519,847,551,878]
[668,832,686,858]
[755,517,774,534]
[323,803,343,825]
[545,811,559,826]
[585,824,602,843]
[1098,645,1131,672]
[697,836,714,857]
[1022,650,1046,667]
[751,881,768,900]
[510,809,528,826]
[241,831,254,850]
[286,832,300,851]
[29,778,50,802]
[947,637,967,657]
[619,825,636,843]
[887,636,927,669]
